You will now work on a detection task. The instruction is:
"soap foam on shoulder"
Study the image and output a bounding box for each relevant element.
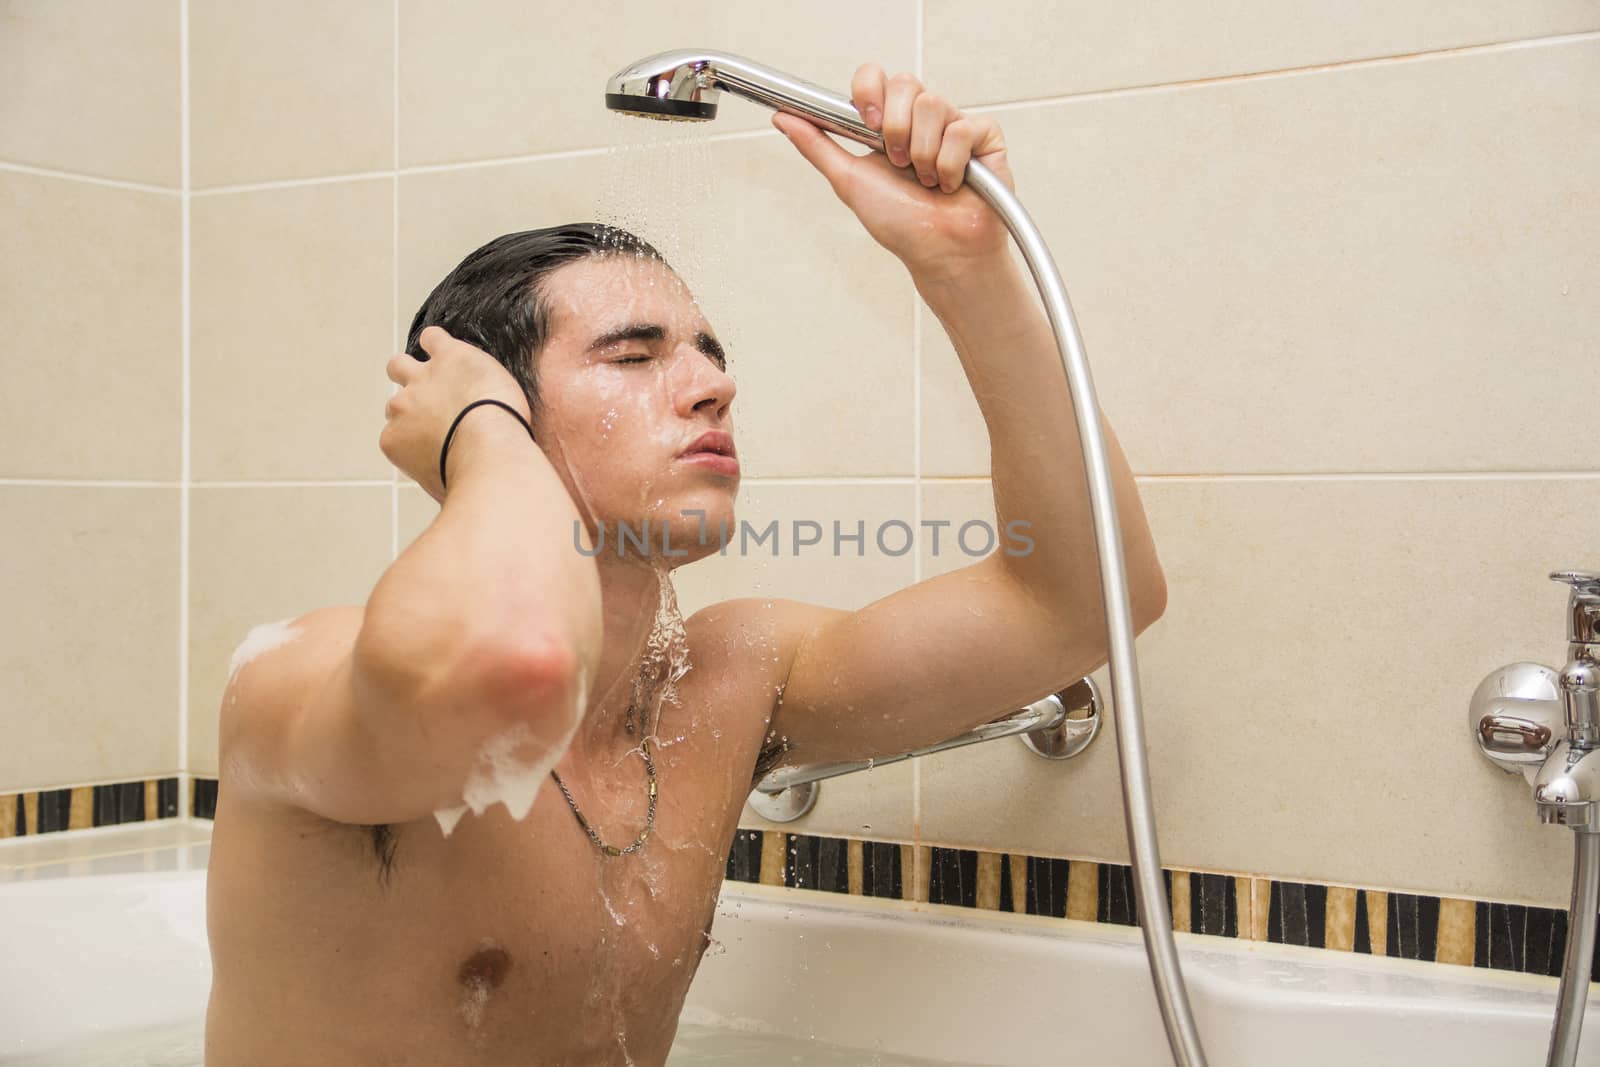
[226,618,302,685]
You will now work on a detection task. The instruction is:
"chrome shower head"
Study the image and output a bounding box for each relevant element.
[604,49,883,149]
[604,50,719,122]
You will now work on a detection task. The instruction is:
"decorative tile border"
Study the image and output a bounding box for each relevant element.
[0,777,181,838]
[18,776,1563,987]
[722,831,1599,985]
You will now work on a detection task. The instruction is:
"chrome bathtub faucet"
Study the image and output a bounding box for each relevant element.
[1471,568,1600,1067]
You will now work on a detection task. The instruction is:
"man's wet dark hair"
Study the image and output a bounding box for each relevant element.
[404,221,669,425]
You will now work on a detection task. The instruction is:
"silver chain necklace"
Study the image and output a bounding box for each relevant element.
[549,691,657,857]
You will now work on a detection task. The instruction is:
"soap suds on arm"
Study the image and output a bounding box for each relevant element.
[433,669,588,836]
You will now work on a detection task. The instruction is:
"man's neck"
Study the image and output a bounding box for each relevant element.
[567,553,676,764]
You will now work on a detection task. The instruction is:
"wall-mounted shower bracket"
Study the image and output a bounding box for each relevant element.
[746,678,1102,824]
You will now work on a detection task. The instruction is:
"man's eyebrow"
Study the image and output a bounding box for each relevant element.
[696,332,727,366]
[587,323,665,352]
[587,322,727,365]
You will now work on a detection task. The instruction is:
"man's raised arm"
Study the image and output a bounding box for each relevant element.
[220,328,603,826]
[755,65,1165,767]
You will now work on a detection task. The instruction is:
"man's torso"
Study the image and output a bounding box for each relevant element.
[204,599,786,1066]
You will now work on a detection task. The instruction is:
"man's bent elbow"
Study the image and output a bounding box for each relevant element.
[1133,565,1169,635]
[478,633,587,725]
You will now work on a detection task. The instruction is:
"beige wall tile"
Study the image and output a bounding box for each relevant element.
[187,486,393,775]
[925,1,1600,106]
[398,0,915,167]
[1,172,181,480]
[191,180,394,481]
[0,0,180,185]
[0,487,179,792]
[670,481,917,616]
[399,131,913,479]
[190,0,393,188]
[920,475,1600,908]
[922,39,1600,476]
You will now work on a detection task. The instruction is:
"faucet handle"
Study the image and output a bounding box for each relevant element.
[1550,570,1600,645]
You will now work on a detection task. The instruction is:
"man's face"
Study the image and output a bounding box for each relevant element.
[531,254,739,566]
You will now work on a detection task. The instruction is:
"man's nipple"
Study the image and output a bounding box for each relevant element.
[458,944,514,991]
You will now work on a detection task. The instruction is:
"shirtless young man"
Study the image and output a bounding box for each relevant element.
[205,63,1167,1065]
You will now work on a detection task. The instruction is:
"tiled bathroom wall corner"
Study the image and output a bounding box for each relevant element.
[0,778,182,838]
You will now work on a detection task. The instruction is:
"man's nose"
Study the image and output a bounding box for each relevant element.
[673,351,736,416]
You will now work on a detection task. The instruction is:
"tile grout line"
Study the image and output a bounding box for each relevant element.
[391,0,400,561]
[968,28,1600,116]
[177,0,192,818]
[0,160,180,195]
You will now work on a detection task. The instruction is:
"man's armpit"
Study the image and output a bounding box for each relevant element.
[749,736,791,791]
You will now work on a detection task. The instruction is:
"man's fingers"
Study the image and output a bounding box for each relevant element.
[385,352,419,385]
[910,93,951,188]
[416,324,458,362]
[879,73,921,168]
[850,63,887,130]
[934,118,976,193]
[968,115,1006,163]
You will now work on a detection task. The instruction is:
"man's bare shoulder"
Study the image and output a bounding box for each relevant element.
[682,596,844,654]
[678,596,852,785]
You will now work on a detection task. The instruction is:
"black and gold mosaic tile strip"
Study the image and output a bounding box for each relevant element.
[0,778,180,838]
[175,779,1600,984]
[717,830,1600,986]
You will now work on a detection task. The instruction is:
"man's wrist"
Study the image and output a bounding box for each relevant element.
[442,402,538,491]
[911,250,1028,316]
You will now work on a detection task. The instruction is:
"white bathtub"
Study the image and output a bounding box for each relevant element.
[2,856,1596,1065]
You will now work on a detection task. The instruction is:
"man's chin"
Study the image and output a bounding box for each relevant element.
[593,511,736,564]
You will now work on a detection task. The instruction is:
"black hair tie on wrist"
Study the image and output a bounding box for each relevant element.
[439,399,536,492]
